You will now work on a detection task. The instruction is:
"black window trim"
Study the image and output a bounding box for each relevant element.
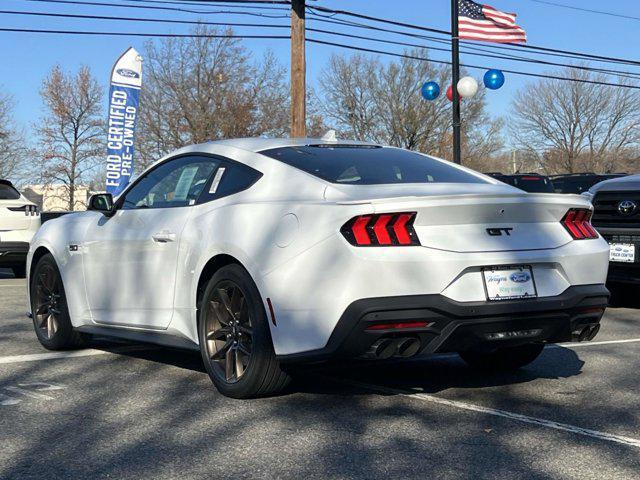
[197,156,263,205]
[114,153,263,211]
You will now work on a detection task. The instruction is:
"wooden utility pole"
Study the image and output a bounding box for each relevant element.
[290,0,306,138]
[451,0,462,164]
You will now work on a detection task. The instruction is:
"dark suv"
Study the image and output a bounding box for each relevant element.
[552,173,627,194]
[485,173,555,193]
[589,174,640,284]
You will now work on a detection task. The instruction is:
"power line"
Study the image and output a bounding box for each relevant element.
[306,27,640,81]
[27,0,640,70]
[307,12,640,69]
[0,9,290,29]
[527,0,640,22]
[306,4,640,69]
[307,4,449,36]
[307,38,640,90]
[119,0,289,10]
[23,0,290,17]
[0,26,290,39]
[6,8,639,80]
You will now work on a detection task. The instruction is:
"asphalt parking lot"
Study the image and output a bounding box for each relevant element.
[1,269,639,479]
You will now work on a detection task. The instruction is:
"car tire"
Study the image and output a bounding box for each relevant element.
[458,343,545,371]
[198,264,291,399]
[11,264,26,278]
[29,253,87,350]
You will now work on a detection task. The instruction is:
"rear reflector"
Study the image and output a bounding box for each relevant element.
[366,321,432,331]
[561,208,598,240]
[341,212,420,247]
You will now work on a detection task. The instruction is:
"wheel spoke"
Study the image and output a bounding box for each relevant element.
[35,302,49,315]
[237,341,251,356]
[209,300,231,326]
[225,347,235,381]
[207,326,232,341]
[46,315,58,338]
[39,273,52,294]
[39,313,49,330]
[217,288,234,319]
[211,338,234,360]
[235,347,245,378]
[230,288,242,318]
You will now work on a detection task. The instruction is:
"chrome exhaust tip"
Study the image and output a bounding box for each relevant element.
[397,338,421,358]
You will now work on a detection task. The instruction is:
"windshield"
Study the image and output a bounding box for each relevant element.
[260,145,487,185]
[0,183,20,200]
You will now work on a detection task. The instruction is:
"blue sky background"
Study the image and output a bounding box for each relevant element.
[1,0,639,136]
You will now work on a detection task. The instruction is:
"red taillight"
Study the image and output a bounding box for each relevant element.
[366,321,432,330]
[341,212,420,247]
[561,208,598,240]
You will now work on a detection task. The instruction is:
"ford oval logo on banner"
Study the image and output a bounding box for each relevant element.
[510,272,531,283]
[116,68,140,79]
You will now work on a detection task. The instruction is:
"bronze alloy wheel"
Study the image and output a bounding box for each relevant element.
[203,281,253,383]
[33,262,62,340]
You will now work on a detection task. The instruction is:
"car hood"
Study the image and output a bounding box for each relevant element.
[589,174,640,194]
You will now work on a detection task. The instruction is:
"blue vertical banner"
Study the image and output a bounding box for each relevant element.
[105,47,143,196]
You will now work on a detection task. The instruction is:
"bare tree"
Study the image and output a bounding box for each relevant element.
[319,50,503,168]
[0,91,27,183]
[136,26,291,170]
[510,67,640,174]
[35,65,104,210]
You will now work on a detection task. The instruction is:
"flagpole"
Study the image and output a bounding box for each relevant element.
[451,0,462,165]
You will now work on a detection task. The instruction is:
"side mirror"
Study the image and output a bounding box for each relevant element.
[88,193,115,216]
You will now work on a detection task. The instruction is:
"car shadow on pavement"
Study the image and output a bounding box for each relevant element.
[98,338,584,399]
[295,345,584,396]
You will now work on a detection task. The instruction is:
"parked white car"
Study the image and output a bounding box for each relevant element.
[1,179,40,278]
[27,138,610,398]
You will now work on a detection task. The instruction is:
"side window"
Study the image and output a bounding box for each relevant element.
[121,156,219,210]
[198,161,262,203]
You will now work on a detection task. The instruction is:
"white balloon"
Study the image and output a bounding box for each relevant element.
[457,76,479,98]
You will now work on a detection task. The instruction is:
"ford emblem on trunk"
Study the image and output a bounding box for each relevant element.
[618,200,637,216]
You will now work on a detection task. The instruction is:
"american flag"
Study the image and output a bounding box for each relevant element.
[458,0,527,43]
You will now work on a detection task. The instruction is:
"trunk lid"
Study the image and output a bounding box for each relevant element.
[326,183,590,252]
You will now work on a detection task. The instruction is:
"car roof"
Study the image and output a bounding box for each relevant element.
[204,137,379,153]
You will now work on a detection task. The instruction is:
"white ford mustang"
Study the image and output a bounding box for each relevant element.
[27,138,610,398]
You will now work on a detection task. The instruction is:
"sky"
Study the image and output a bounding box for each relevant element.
[1,0,639,137]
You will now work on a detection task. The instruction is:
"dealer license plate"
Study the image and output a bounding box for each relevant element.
[482,266,537,301]
[609,243,635,263]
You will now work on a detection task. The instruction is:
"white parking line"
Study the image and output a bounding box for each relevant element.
[333,378,640,449]
[0,346,147,365]
[557,338,640,348]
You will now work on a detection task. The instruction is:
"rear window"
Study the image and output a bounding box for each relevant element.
[260,145,486,185]
[0,183,20,200]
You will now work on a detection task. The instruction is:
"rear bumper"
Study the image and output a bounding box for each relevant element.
[0,242,30,266]
[277,284,609,363]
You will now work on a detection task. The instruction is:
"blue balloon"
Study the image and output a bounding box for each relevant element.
[421,81,440,101]
[484,69,505,90]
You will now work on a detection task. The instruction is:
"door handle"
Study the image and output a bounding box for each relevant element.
[152,231,176,243]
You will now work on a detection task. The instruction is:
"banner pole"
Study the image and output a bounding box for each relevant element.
[451,0,462,165]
